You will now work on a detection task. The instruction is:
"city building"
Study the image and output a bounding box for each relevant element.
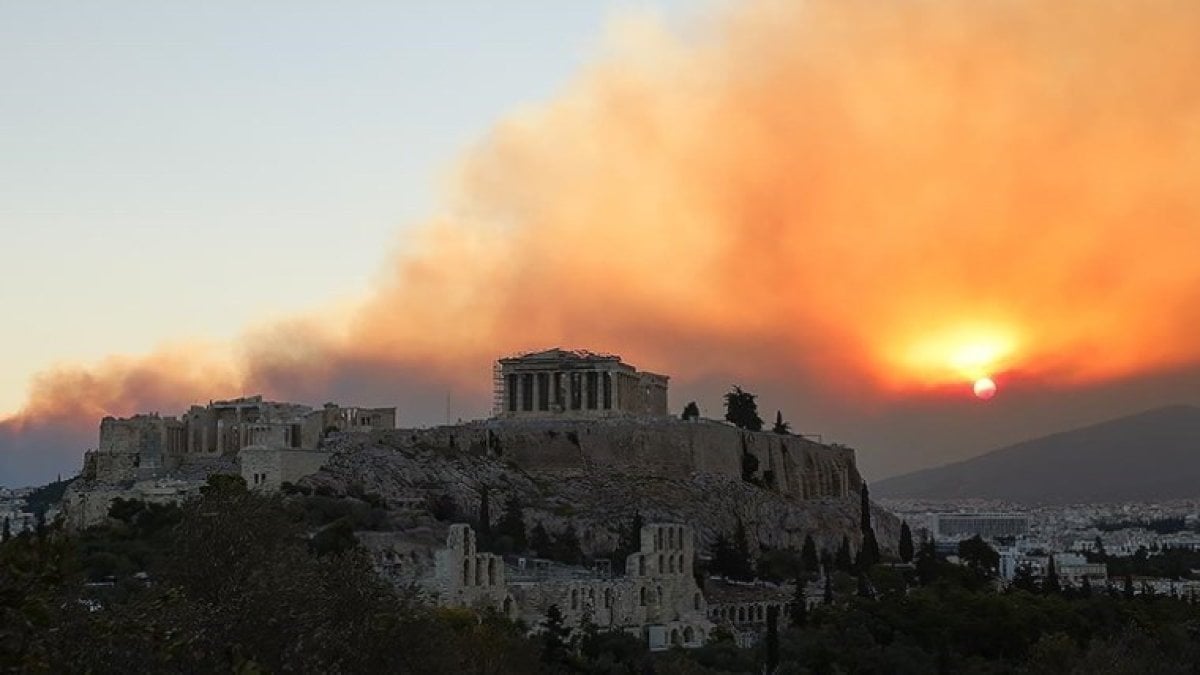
[934,513,1029,539]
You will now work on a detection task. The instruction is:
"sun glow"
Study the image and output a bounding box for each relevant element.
[894,324,1019,388]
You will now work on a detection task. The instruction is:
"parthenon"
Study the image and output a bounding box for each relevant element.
[494,348,668,419]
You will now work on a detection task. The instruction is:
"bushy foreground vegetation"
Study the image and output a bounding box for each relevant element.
[5,479,1200,674]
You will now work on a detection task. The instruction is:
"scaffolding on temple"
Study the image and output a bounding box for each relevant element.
[491,360,505,417]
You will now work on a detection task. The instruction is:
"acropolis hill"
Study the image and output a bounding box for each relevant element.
[62,348,896,558]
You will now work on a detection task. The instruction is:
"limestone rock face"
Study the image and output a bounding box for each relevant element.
[305,419,900,559]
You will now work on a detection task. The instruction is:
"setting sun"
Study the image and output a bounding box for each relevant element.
[973,377,997,400]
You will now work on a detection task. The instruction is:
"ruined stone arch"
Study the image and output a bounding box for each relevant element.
[462,559,470,586]
[684,626,695,644]
[640,587,648,606]
[670,629,681,646]
[604,587,613,608]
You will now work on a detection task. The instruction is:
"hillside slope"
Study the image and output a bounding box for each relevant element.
[875,405,1200,503]
[307,424,900,560]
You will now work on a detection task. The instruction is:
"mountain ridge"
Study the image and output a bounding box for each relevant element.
[874,404,1200,503]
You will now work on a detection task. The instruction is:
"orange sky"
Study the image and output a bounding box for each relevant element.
[5,0,1200,482]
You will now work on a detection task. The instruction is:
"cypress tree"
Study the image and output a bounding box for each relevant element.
[860,483,872,533]
[765,605,780,674]
[856,483,881,568]
[732,519,754,581]
[1044,557,1061,595]
[823,566,834,605]
[478,486,491,537]
[1,517,9,543]
[835,535,853,572]
[898,521,914,563]
[790,576,808,626]
[712,532,734,578]
[530,523,553,558]
[497,496,528,552]
[801,534,819,576]
[772,411,791,434]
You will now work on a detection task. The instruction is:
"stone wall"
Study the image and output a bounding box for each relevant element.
[434,523,712,649]
[377,418,857,500]
[239,447,331,492]
[61,478,206,530]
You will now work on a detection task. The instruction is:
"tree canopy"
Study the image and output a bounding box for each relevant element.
[723,386,763,431]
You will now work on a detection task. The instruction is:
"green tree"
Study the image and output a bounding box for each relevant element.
[957,535,999,578]
[732,519,754,581]
[723,386,763,431]
[765,604,780,673]
[899,521,914,563]
[530,523,553,558]
[2,517,10,543]
[199,473,248,496]
[790,577,808,626]
[835,535,853,572]
[478,486,491,538]
[681,401,700,421]
[772,411,791,434]
[915,538,939,586]
[1011,565,1038,593]
[711,532,733,577]
[496,496,528,552]
[859,482,872,533]
[540,604,574,669]
[795,536,817,576]
[1043,556,1061,595]
[550,525,583,565]
[616,512,645,562]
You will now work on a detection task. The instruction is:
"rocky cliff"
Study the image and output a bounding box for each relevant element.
[306,419,900,560]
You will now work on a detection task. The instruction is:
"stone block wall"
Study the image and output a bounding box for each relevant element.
[239,447,331,492]
[433,523,712,648]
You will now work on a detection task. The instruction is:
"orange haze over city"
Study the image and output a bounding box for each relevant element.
[5,0,1200,482]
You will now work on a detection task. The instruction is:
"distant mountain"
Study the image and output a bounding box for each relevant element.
[874,405,1200,503]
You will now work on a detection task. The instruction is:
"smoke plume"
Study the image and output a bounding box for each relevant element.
[5,0,1200,483]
